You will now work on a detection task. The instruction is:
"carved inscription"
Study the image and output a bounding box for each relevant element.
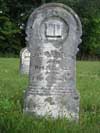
[31,47,73,85]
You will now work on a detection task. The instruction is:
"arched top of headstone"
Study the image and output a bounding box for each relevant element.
[26,3,82,47]
[20,47,30,57]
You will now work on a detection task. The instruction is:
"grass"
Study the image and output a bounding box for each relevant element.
[0,58,100,133]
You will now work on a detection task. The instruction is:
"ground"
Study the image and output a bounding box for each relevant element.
[0,58,100,133]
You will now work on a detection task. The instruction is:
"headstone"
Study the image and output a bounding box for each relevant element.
[20,47,30,74]
[24,3,82,121]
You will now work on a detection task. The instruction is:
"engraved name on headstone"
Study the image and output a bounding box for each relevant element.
[20,47,30,74]
[24,3,82,121]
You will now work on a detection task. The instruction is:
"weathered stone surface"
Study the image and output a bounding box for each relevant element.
[24,3,82,121]
[20,47,30,74]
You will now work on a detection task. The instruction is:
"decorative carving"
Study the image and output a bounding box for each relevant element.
[45,22,62,38]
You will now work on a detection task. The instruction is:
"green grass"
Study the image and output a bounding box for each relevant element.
[0,58,100,133]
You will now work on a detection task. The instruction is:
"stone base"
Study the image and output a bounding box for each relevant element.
[24,91,80,121]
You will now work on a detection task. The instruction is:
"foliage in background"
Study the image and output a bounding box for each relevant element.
[77,0,100,59]
[0,0,100,59]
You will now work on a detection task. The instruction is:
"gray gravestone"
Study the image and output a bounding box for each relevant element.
[24,3,82,121]
[20,47,30,74]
